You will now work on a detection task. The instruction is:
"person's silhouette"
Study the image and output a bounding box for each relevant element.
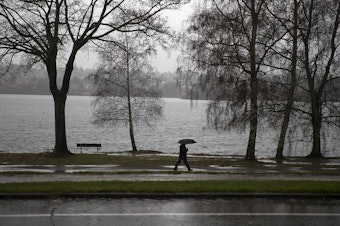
[174,144,192,171]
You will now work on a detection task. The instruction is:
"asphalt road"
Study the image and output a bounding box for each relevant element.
[1,197,340,226]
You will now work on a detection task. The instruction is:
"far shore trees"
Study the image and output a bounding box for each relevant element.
[88,33,163,152]
[0,0,186,155]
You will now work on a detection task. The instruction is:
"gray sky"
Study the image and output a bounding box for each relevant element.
[75,2,193,73]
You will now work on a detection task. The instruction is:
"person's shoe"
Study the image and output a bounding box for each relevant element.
[188,168,192,172]
[174,168,177,171]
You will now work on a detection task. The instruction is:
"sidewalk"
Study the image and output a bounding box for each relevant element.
[1,163,340,184]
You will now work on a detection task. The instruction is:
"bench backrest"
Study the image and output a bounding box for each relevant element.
[77,143,101,148]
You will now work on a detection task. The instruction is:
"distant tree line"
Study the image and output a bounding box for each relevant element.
[0,64,182,98]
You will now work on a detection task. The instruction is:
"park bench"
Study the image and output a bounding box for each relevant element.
[77,143,101,154]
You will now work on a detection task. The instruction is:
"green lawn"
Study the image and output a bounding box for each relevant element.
[0,152,264,167]
[1,180,340,194]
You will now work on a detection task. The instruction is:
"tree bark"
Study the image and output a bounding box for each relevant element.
[128,85,137,152]
[276,0,298,159]
[47,47,77,156]
[246,76,258,160]
[126,38,138,152]
[129,113,138,152]
[45,44,71,155]
[245,0,259,160]
[52,92,71,155]
[307,93,323,158]
[276,84,296,159]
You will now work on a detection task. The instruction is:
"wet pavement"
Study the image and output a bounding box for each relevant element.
[0,163,340,184]
[1,156,340,174]
[1,197,340,226]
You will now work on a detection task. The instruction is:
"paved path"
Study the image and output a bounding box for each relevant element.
[1,164,340,183]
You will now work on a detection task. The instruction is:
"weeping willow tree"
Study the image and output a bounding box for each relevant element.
[263,0,340,159]
[298,0,340,158]
[178,0,284,160]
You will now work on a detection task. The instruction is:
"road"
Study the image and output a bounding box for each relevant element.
[1,197,340,226]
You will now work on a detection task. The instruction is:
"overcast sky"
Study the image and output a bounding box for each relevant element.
[75,2,194,73]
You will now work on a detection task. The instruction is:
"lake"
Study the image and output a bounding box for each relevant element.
[0,94,338,158]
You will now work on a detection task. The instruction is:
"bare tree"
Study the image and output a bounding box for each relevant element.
[298,0,340,158]
[275,0,299,159]
[268,0,340,159]
[178,0,284,160]
[262,0,300,159]
[0,0,185,155]
[88,33,163,152]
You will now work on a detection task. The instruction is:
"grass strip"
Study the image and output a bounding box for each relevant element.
[0,153,270,169]
[1,180,340,194]
[0,153,174,165]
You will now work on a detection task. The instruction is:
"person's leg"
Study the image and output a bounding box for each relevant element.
[183,158,191,171]
[174,158,182,170]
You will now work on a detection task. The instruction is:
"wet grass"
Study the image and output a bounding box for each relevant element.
[1,180,340,194]
[0,153,176,166]
[0,152,263,167]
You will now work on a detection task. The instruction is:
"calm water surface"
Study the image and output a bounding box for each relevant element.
[0,94,338,157]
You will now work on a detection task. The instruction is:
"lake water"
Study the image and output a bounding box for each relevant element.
[0,94,339,158]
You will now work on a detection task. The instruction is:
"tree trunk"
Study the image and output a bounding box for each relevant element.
[46,49,72,156]
[52,92,71,155]
[307,93,323,158]
[127,80,137,152]
[245,0,258,160]
[276,0,298,159]
[309,122,322,158]
[129,114,138,152]
[276,95,295,158]
[125,37,137,152]
[246,74,257,160]
[47,46,77,156]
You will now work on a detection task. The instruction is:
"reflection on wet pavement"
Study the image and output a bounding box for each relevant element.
[1,197,340,226]
[0,160,339,174]
[0,164,120,173]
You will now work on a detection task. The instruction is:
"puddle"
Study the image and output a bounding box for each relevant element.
[209,165,243,171]
[0,164,121,173]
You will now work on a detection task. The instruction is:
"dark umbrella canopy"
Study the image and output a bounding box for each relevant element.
[178,139,197,144]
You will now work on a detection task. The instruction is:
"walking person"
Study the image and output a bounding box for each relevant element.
[174,144,192,171]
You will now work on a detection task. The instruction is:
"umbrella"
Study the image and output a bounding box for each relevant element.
[178,139,197,144]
